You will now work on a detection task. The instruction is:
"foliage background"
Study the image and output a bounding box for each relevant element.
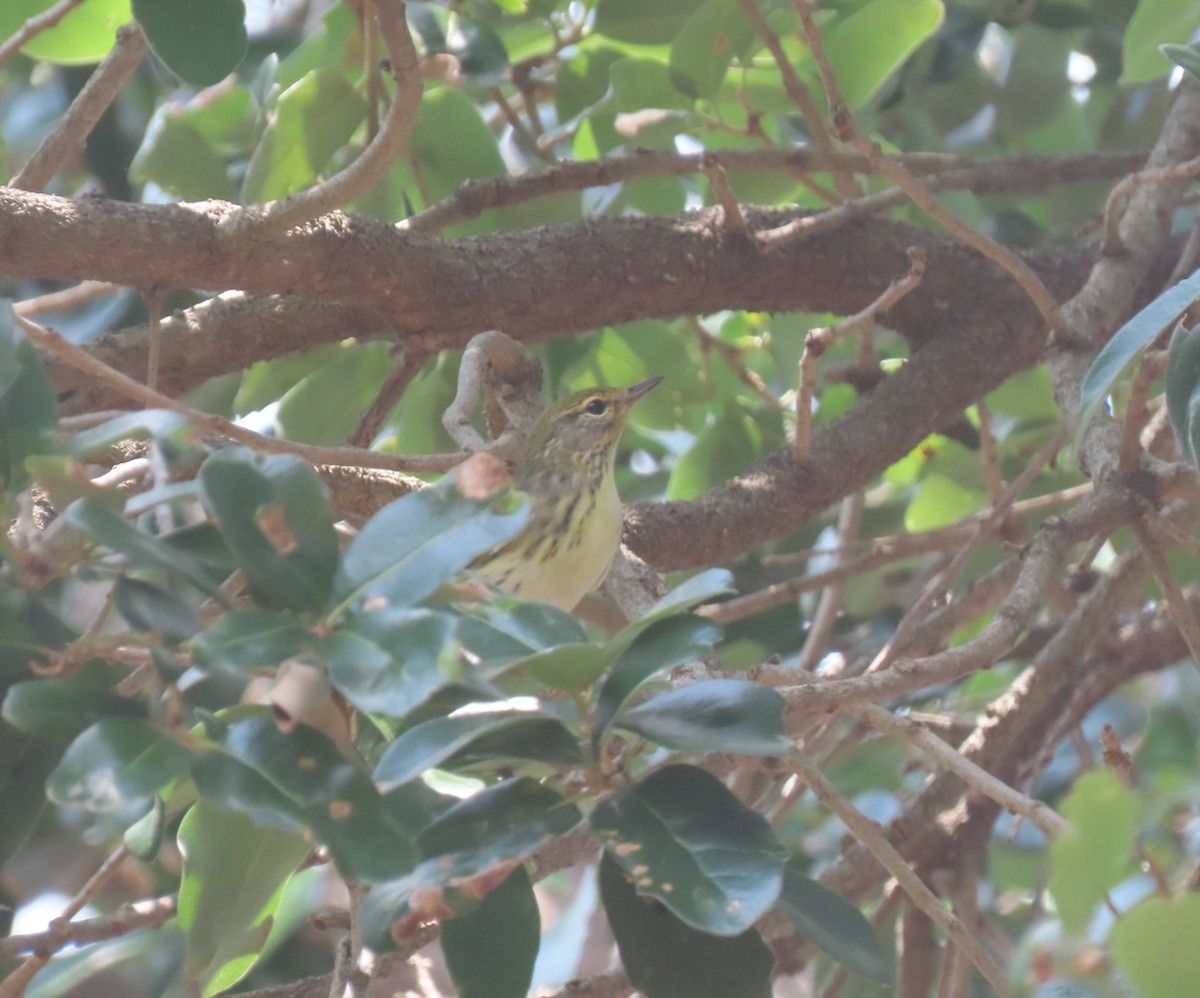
[3,0,1200,996]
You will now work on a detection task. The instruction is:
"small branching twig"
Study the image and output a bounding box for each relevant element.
[701,153,749,236]
[1119,350,1167,472]
[0,0,87,66]
[795,491,863,671]
[442,330,544,460]
[787,752,1010,995]
[19,315,455,476]
[348,347,429,448]
[10,22,148,192]
[1103,155,1200,256]
[1131,516,1200,677]
[0,894,177,961]
[794,247,925,460]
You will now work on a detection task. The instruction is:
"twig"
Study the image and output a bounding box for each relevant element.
[9,22,148,192]
[975,401,1005,506]
[795,491,863,671]
[441,331,544,458]
[684,317,781,410]
[347,347,429,448]
[15,281,118,317]
[1103,155,1200,255]
[847,703,1069,838]
[218,0,422,238]
[794,247,925,460]
[0,0,86,66]
[1131,515,1200,677]
[19,315,458,476]
[789,0,1067,340]
[731,0,852,197]
[786,752,1011,995]
[701,153,749,236]
[0,895,178,959]
[0,845,131,998]
[144,289,163,393]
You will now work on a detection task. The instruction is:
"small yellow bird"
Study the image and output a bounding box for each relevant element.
[471,377,662,611]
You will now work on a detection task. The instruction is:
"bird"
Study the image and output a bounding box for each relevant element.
[470,377,662,611]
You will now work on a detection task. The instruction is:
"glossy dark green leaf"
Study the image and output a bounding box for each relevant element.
[321,610,454,718]
[2,678,144,741]
[124,795,166,860]
[776,863,892,983]
[63,498,224,596]
[517,642,612,692]
[599,852,774,998]
[615,679,792,756]
[198,448,338,612]
[114,576,202,643]
[416,777,581,881]
[458,600,589,661]
[374,710,581,787]
[0,301,60,486]
[1165,323,1200,466]
[1080,268,1200,430]
[593,615,723,748]
[591,764,786,936]
[328,477,526,619]
[133,0,247,87]
[242,67,365,202]
[189,609,311,673]
[442,865,539,998]
[47,718,193,812]
[177,799,311,997]
[1162,43,1200,82]
[193,715,419,882]
[0,723,56,860]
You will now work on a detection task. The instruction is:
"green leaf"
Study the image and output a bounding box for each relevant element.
[608,568,733,652]
[599,852,774,998]
[189,609,311,672]
[0,724,57,860]
[0,302,60,487]
[114,576,201,643]
[321,609,456,717]
[458,600,589,661]
[193,715,420,882]
[63,409,193,459]
[1162,42,1200,82]
[406,88,507,215]
[1048,769,1139,932]
[593,616,724,748]
[1110,893,1200,997]
[776,862,892,983]
[408,4,509,82]
[129,107,235,201]
[1165,323,1200,466]
[327,476,527,619]
[1121,0,1200,84]
[1079,269,1200,430]
[825,0,945,110]
[614,679,792,756]
[591,764,787,936]
[133,0,247,87]
[46,718,193,812]
[517,642,612,692]
[374,710,581,787]
[668,0,757,100]
[904,473,979,532]
[242,68,365,202]
[2,0,131,65]
[668,405,761,500]
[594,0,702,45]
[416,777,582,881]
[124,795,166,860]
[177,799,311,997]
[2,678,144,741]
[275,341,390,445]
[442,865,540,998]
[63,498,225,596]
[198,448,338,612]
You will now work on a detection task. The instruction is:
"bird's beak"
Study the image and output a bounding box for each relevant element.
[624,376,663,404]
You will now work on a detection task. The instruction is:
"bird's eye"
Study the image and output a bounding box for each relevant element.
[584,398,607,415]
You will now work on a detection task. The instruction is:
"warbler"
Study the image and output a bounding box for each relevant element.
[471,377,662,611]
